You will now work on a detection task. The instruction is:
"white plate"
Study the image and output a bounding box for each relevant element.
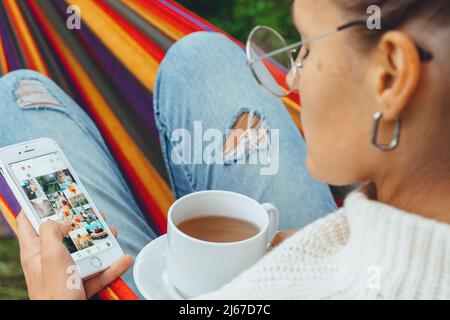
[133,235,184,300]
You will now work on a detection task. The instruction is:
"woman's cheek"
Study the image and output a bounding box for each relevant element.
[299,81,337,180]
[300,98,320,170]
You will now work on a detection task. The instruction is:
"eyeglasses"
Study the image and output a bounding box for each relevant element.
[246,19,433,97]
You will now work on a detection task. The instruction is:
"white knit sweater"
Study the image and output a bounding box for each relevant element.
[198,188,450,299]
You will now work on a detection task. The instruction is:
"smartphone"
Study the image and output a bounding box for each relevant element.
[0,138,124,279]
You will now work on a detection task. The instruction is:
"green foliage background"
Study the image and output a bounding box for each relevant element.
[0,239,28,299]
[178,0,299,44]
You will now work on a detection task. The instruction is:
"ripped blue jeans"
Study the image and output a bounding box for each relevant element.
[154,32,337,230]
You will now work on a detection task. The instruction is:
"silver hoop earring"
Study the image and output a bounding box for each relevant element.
[371,111,401,151]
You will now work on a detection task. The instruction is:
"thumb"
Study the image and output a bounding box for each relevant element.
[39,219,72,254]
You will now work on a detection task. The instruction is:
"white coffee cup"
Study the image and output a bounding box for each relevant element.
[166,190,279,298]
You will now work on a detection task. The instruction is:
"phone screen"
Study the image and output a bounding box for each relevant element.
[9,152,113,261]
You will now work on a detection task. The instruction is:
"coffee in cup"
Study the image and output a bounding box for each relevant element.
[166,190,279,298]
[177,215,260,243]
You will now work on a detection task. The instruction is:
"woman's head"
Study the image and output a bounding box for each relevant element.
[292,0,450,191]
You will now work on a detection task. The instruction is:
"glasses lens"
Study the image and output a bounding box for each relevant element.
[247,26,295,97]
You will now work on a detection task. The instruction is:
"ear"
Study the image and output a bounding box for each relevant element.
[373,31,421,121]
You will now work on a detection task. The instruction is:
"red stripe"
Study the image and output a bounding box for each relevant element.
[156,0,243,48]
[134,0,199,35]
[95,0,165,62]
[109,278,139,300]
[287,92,301,105]
[96,289,112,300]
[163,0,224,33]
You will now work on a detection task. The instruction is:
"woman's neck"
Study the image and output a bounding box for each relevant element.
[373,161,450,224]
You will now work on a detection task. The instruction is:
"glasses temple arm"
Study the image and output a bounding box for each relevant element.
[248,20,369,65]
[336,19,367,31]
[248,19,432,65]
[340,19,432,62]
[248,29,338,65]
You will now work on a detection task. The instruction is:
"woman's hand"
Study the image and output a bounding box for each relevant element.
[268,230,299,250]
[17,211,132,300]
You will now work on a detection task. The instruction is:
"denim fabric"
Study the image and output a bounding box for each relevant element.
[154,32,337,230]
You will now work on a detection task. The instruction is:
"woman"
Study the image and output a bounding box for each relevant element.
[56,171,73,189]
[3,0,449,299]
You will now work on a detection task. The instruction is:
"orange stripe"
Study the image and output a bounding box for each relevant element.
[3,0,48,75]
[121,0,185,41]
[96,286,119,300]
[66,0,159,91]
[282,97,303,133]
[96,0,165,62]
[138,0,202,35]
[0,34,8,74]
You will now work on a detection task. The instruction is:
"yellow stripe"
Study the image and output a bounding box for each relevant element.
[66,0,159,91]
[121,0,185,41]
[104,287,120,300]
[4,0,48,75]
[282,97,303,133]
[45,21,173,216]
[0,200,18,235]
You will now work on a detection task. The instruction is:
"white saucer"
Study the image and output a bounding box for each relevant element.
[133,235,185,300]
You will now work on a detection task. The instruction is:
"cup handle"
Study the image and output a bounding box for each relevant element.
[262,203,279,243]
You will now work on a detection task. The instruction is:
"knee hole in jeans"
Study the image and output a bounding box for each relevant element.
[223,110,271,163]
[15,79,63,110]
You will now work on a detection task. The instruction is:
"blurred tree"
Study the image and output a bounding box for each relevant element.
[178,0,299,44]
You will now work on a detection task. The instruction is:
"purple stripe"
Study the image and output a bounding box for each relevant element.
[159,0,213,31]
[52,0,159,138]
[0,174,22,216]
[0,3,23,71]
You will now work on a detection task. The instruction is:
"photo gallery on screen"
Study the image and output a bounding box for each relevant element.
[21,169,109,254]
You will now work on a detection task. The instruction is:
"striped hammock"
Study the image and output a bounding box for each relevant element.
[0,0,305,300]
